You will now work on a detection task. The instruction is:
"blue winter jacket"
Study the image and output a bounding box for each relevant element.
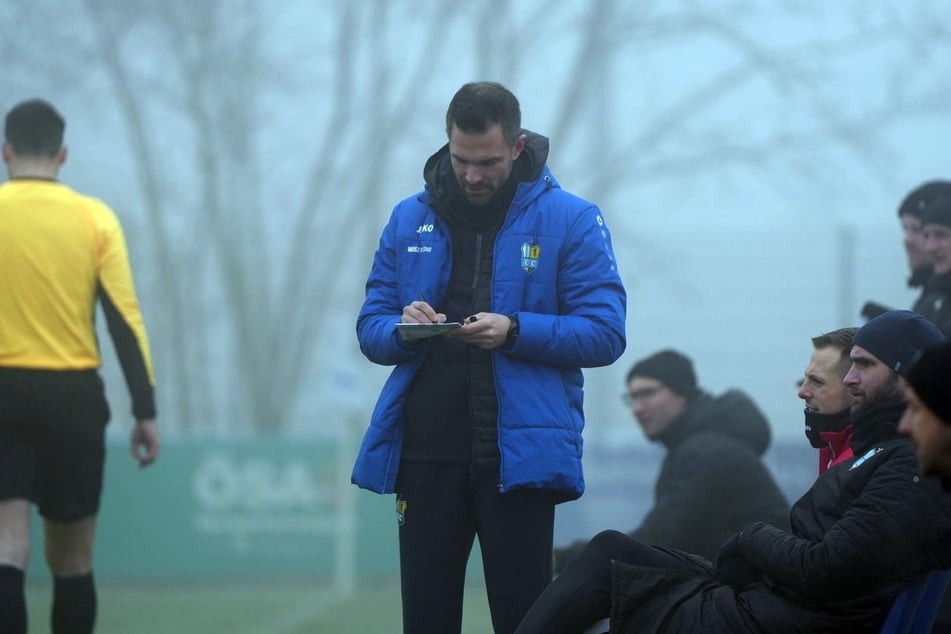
[352,140,626,500]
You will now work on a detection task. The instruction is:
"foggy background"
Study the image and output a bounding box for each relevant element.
[3,0,949,443]
[2,0,950,626]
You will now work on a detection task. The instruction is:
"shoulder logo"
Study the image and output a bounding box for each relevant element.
[849,447,883,471]
[520,242,540,273]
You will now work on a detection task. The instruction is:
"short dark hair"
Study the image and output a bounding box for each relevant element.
[445,82,521,146]
[5,99,65,158]
[811,327,858,373]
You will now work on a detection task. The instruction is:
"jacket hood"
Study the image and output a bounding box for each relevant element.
[657,389,772,455]
[422,129,550,196]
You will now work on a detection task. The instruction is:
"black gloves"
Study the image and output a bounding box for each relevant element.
[716,530,760,589]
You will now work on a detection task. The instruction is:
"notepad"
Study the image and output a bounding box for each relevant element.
[396,322,463,341]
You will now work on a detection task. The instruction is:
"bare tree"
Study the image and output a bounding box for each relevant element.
[69,0,474,433]
[1,0,948,435]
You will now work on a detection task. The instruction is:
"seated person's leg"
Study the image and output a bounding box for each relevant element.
[516,530,710,634]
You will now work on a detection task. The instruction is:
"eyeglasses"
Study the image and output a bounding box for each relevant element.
[621,387,661,406]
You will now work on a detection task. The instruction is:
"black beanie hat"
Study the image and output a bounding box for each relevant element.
[906,342,951,425]
[628,349,699,399]
[922,192,951,230]
[898,181,951,219]
[853,310,945,376]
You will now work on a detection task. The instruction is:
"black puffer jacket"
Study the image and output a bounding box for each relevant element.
[608,400,951,634]
[913,271,951,336]
[555,390,788,570]
[633,390,789,559]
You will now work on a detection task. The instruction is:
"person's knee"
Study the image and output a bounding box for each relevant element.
[588,529,629,555]
[44,517,96,576]
[0,499,32,569]
[0,545,30,570]
[568,529,630,573]
[45,547,93,576]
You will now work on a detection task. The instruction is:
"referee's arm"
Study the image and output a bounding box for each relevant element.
[95,210,156,422]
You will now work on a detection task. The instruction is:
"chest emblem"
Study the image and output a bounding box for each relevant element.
[520,242,541,273]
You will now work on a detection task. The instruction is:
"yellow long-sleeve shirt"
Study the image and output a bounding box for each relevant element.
[0,179,156,419]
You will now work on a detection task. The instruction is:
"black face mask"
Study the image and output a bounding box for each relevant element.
[803,408,852,449]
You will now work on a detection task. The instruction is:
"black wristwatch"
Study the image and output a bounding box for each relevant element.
[505,315,520,347]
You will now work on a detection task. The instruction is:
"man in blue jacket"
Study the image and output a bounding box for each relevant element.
[352,81,626,634]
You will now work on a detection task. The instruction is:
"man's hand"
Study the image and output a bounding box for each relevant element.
[448,313,512,349]
[401,300,446,325]
[131,419,160,468]
[715,530,759,588]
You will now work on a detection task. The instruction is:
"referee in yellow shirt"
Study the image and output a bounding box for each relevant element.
[0,99,159,634]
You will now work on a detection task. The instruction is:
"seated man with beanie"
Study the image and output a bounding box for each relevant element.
[553,349,789,573]
[517,311,951,634]
[900,340,951,484]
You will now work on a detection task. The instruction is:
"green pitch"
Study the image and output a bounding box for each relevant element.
[26,578,493,633]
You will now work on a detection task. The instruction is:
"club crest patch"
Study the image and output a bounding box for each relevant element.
[520,242,540,273]
[396,496,407,526]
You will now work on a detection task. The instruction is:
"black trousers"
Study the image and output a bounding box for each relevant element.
[514,530,714,634]
[395,461,556,634]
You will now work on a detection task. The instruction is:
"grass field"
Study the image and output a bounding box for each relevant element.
[26,578,494,633]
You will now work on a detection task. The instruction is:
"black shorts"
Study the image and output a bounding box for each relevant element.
[0,368,110,522]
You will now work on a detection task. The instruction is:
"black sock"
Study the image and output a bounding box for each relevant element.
[52,573,96,634]
[0,565,27,634]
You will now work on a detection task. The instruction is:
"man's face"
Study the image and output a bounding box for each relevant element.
[448,123,525,206]
[898,383,951,477]
[843,344,902,416]
[901,214,930,271]
[924,223,951,276]
[625,376,687,440]
[798,346,855,414]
